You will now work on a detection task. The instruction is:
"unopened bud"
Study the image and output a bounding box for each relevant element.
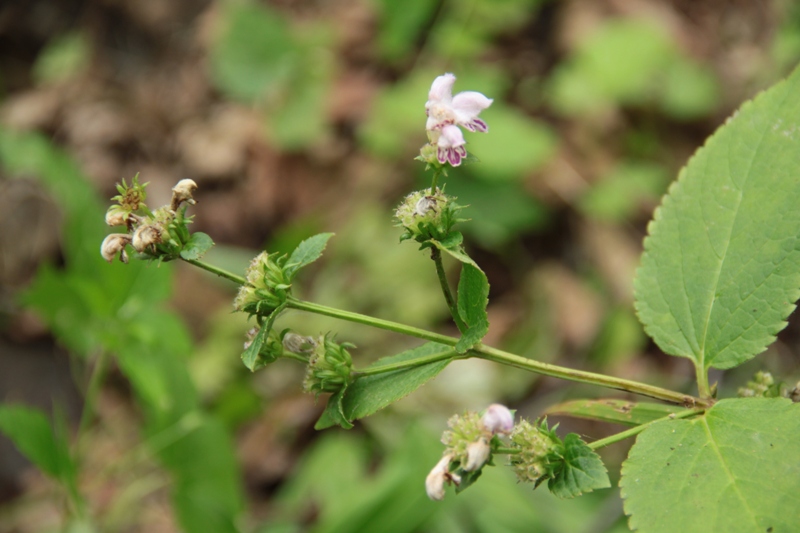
[101,233,132,263]
[282,332,316,354]
[425,454,453,501]
[481,403,514,434]
[509,419,560,484]
[463,437,491,472]
[171,179,198,211]
[105,208,128,227]
[132,224,162,252]
[303,334,354,396]
[395,188,463,243]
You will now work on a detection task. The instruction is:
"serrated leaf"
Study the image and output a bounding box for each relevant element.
[635,65,800,370]
[620,398,800,533]
[548,433,610,499]
[180,232,214,261]
[455,263,490,353]
[0,404,75,484]
[544,399,682,427]
[285,232,334,279]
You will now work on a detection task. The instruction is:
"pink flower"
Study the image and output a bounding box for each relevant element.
[425,73,493,166]
[481,404,514,434]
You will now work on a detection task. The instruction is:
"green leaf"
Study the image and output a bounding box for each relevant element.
[314,343,455,429]
[620,398,800,533]
[240,305,285,371]
[285,232,335,279]
[635,64,800,370]
[209,3,295,102]
[315,388,353,430]
[0,404,76,484]
[548,433,610,499]
[455,263,490,353]
[543,399,682,427]
[180,232,215,261]
[428,239,490,353]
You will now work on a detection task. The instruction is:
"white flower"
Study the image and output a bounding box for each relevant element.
[481,403,514,434]
[425,454,454,501]
[425,73,493,167]
[100,233,132,263]
[463,437,491,472]
[132,224,162,252]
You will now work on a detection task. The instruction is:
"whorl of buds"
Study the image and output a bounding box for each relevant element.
[100,233,132,263]
[508,419,560,484]
[394,187,463,243]
[171,179,198,211]
[302,334,354,396]
[233,251,292,315]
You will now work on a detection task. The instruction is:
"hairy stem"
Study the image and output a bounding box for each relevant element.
[354,349,461,376]
[182,258,246,285]
[587,408,705,450]
[176,259,710,407]
[431,247,467,333]
[288,298,710,407]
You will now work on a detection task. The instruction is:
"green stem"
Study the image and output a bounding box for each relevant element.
[587,408,705,450]
[283,352,310,363]
[495,446,521,455]
[695,363,712,399]
[287,297,710,407]
[431,247,467,333]
[430,168,443,190]
[354,350,461,376]
[175,259,709,407]
[182,258,246,285]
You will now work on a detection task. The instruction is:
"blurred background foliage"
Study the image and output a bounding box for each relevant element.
[1,0,799,531]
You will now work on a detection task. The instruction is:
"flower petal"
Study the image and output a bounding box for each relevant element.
[428,73,456,103]
[452,91,493,128]
[426,454,452,501]
[438,124,465,149]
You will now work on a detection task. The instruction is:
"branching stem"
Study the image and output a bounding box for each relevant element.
[431,247,467,333]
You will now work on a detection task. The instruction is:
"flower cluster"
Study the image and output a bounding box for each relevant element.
[101,176,198,263]
[422,73,493,167]
[233,251,293,316]
[508,419,561,485]
[303,334,354,396]
[394,187,465,243]
[426,404,514,500]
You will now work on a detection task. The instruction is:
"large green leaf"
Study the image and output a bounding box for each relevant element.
[635,65,800,370]
[620,398,800,533]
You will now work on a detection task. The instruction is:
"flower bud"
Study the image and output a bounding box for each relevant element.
[302,334,354,396]
[233,251,292,315]
[105,208,128,227]
[508,419,560,484]
[171,179,198,211]
[463,437,491,472]
[426,454,454,501]
[112,174,148,212]
[100,233,133,263]
[282,332,316,354]
[244,326,284,368]
[481,403,514,434]
[132,224,163,253]
[394,188,463,243]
